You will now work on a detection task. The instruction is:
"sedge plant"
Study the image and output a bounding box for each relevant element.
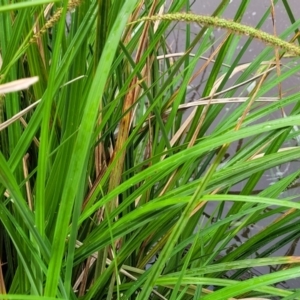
[0,0,300,299]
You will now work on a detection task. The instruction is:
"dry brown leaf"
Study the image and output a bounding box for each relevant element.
[0,77,39,94]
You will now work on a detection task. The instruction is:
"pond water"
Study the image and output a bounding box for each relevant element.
[167,0,300,292]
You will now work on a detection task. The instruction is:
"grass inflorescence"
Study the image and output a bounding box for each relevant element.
[131,12,300,56]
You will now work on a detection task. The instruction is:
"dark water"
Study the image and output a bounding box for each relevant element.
[167,0,300,292]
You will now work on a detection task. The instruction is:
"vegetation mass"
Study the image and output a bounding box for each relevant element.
[0,0,300,299]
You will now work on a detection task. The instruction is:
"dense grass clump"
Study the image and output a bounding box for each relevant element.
[0,0,300,299]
